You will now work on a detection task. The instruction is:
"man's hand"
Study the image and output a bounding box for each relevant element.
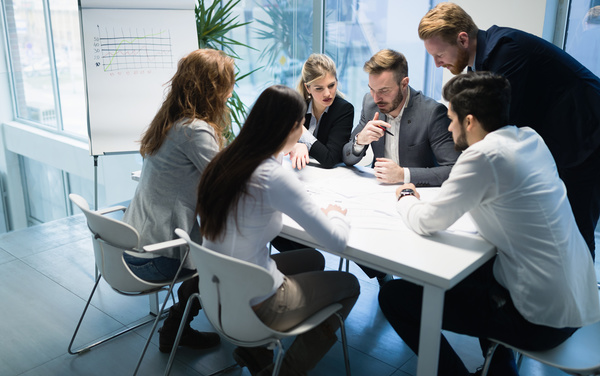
[356,112,392,146]
[374,158,405,184]
[287,143,310,170]
[395,183,420,200]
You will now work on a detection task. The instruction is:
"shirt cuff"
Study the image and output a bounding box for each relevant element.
[327,209,351,226]
[352,134,366,155]
[395,194,420,215]
[299,132,317,150]
[403,168,411,184]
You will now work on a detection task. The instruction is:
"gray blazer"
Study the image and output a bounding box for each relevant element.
[342,87,459,186]
[123,119,219,267]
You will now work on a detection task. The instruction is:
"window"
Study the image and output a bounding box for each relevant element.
[324,0,433,123]
[229,0,314,111]
[4,0,86,136]
[230,0,435,127]
[565,0,600,77]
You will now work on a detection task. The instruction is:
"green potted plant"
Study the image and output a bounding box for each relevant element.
[196,0,258,141]
[253,0,312,87]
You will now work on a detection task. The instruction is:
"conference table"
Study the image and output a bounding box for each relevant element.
[277,162,496,376]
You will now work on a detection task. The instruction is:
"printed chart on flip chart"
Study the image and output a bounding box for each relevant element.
[95,26,174,74]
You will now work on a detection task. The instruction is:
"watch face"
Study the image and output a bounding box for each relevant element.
[398,188,415,200]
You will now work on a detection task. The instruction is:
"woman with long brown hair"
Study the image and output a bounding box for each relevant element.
[197,85,360,376]
[123,48,235,353]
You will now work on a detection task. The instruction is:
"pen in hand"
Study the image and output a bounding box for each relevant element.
[376,124,394,136]
[372,112,394,136]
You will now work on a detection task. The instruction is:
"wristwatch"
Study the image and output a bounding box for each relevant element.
[397,188,416,201]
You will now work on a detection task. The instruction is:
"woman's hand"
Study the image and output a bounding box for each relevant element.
[322,204,347,216]
[287,143,310,170]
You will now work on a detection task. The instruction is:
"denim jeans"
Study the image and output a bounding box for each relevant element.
[123,253,195,283]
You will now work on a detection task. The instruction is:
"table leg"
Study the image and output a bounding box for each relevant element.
[416,285,445,376]
[149,292,159,315]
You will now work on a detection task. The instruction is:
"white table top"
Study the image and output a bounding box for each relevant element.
[279,162,496,290]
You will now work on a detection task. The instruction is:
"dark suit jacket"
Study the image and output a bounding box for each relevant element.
[305,95,354,168]
[475,26,600,168]
[342,87,459,186]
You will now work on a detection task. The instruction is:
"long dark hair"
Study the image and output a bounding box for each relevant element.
[198,85,307,241]
[140,49,235,156]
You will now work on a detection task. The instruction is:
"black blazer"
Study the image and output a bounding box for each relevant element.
[304,95,354,168]
[475,26,600,168]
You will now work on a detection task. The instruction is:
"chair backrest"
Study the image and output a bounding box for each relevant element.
[175,229,281,345]
[70,194,157,293]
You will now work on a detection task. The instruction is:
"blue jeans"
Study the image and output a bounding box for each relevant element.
[123,253,195,283]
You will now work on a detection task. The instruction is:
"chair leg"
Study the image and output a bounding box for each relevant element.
[480,342,499,376]
[68,274,164,355]
[338,258,350,272]
[68,274,102,355]
[515,351,523,370]
[271,340,285,376]
[335,312,351,376]
[164,292,201,376]
[133,282,181,375]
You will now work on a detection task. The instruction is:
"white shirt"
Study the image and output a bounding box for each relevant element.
[397,126,600,328]
[203,154,350,305]
[355,90,412,182]
[299,100,329,150]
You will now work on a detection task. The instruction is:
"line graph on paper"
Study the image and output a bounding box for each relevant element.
[94,26,174,72]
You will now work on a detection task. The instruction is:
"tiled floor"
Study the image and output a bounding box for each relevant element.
[0,214,598,376]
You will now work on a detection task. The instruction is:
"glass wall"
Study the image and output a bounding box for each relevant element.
[230,0,433,128]
[2,0,117,227]
[565,0,600,77]
[4,0,86,136]
[325,0,432,125]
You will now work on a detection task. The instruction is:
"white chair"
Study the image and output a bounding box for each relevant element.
[481,320,600,376]
[165,228,351,376]
[68,194,196,375]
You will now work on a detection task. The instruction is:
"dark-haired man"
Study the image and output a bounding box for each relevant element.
[379,72,600,376]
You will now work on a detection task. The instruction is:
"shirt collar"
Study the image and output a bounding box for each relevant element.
[307,99,331,116]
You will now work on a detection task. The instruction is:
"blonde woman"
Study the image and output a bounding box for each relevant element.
[287,53,354,170]
[123,49,235,353]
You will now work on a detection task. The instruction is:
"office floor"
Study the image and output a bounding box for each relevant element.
[0,214,598,376]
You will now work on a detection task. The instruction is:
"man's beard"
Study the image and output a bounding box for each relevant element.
[447,47,470,75]
[454,123,469,151]
[377,88,404,114]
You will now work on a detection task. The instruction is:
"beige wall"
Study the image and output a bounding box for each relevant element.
[453,0,547,36]
[438,0,550,95]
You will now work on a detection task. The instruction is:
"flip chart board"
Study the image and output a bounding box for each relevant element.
[79,0,198,155]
